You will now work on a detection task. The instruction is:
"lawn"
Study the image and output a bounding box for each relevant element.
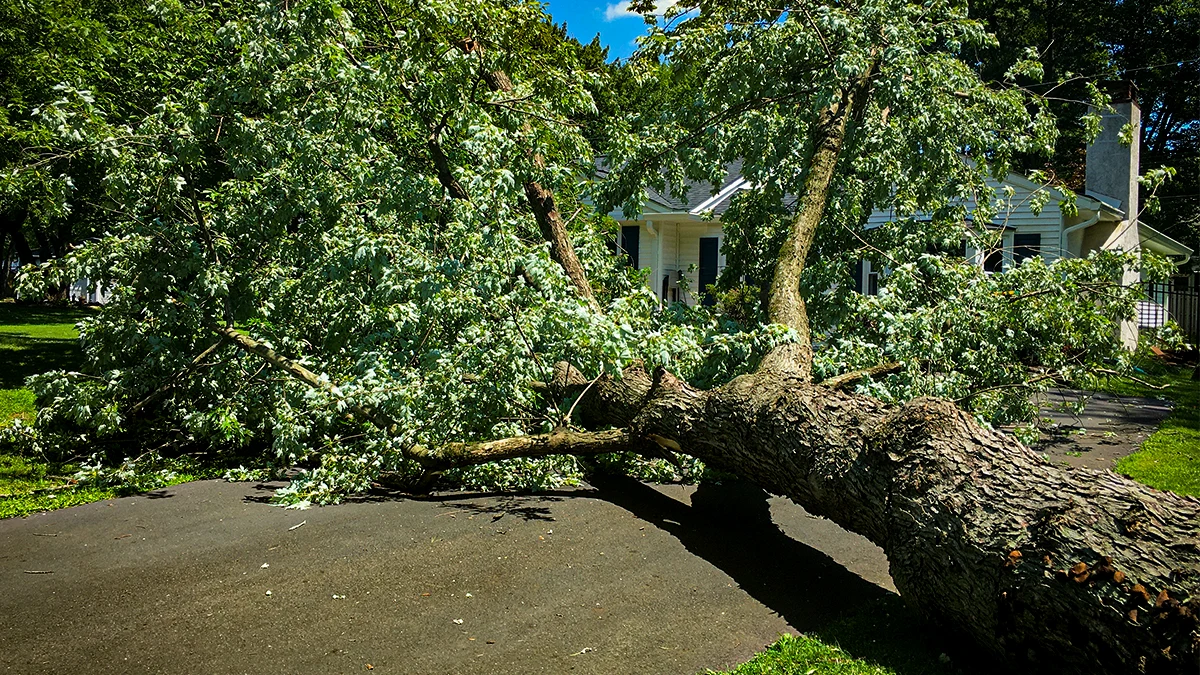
[712,634,906,675]
[1107,360,1200,497]
[0,304,99,516]
[0,304,211,518]
[0,303,93,426]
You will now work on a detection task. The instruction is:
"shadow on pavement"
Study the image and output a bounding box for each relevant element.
[589,474,985,675]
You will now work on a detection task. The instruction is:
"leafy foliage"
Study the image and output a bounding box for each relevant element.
[968,0,1200,241]
[0,0,239,287]
[0,0,1174,504]
[2,0,773,503]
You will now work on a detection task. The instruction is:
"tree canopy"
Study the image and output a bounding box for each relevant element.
[1,0,1170,500]
[969,0,1200,241]
[5,0,1200,670]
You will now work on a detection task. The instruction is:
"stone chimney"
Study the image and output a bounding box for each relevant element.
[1085,82,1141,218]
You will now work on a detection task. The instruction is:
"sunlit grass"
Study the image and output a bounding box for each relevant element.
[709,634,900,675]
[1108,362,1200,497]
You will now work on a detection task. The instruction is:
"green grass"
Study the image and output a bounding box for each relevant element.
[0,304,110,518]
[711,635,895,675]
[1109,361,1200,497]
[0,451,215,519]
[709,595,952,675]
[0,303,93,426]
[0,453,119,518]
[0,388,36,426]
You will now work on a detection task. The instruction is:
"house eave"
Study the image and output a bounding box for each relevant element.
[1139,223,1194,263]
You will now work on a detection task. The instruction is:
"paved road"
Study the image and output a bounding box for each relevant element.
[0,477,918,675]
[1034,389,1173,470]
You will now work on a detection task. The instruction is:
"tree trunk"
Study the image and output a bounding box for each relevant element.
[1,209,35,267]
[760,61,876,378]
[567,365,1200,674]
[0,210,36,299]
[206,42,1200,673]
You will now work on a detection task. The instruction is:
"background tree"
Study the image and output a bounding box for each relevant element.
[0,0,243,296]
[969,0,1200,243]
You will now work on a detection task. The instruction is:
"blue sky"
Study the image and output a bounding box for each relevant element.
[542,1,670,61]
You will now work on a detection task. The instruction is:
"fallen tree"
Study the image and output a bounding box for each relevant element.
[7,0,1197,672]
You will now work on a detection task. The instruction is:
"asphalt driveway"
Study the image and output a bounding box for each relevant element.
[1,477,922,675]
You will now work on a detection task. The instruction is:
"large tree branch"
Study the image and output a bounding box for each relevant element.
[214,325,638,475]
[408,428,650,472]
[469,50,602,313]
[213,325,402,437]
[819,361,902,390]
[558,363,1200,673]
[760,63,877,380]
[522,179,601,312]
[428,135,471,201]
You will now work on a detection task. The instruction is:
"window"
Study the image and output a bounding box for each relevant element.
[620,225,640,269]
[867,271,879,296]
[1013,233,1041,265]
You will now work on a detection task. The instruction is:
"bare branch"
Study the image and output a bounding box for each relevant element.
[820,361,902,390]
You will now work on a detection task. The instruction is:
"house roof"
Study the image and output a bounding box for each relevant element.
[999,170,1125,218]
[595,159,747,218]
[1139,223,1194,262]
[600,158,1127,223]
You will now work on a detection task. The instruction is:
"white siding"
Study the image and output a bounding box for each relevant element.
[864,175,1066,267]
[618,173,1089,306]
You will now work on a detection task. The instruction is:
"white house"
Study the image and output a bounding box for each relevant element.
[604,92,1193,345]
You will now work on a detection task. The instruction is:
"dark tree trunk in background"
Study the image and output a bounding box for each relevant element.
[0,232,9,297]
[1,210,35,266]
[0,210,35,298]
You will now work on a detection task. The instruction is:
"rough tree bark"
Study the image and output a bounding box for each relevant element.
[560,363,1200,674]
[206,58,1200,674]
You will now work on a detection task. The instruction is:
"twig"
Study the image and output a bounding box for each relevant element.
[956,374,1056,403]
[1093,368,1170,391]
[563,364,605,427]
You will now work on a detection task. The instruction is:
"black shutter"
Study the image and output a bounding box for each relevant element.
[699,237,719,306]
[853,259,864,294]
[620,225,640,269]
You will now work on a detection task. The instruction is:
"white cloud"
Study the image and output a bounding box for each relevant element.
[604,0,678,21]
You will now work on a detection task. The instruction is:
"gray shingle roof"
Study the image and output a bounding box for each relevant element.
[594,159,747,217]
